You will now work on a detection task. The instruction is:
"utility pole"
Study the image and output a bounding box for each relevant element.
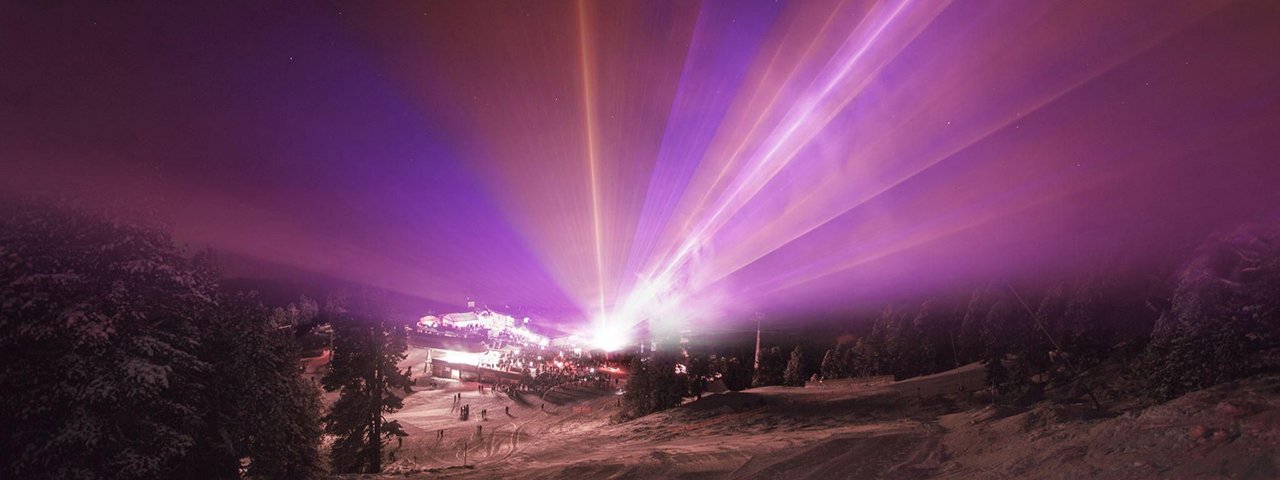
[753,313,762,373]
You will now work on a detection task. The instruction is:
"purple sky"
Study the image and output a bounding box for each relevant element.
[4,0,1279,331]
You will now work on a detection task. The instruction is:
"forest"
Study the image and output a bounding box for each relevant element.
[0,201,414,479]
[4,200,1279,478]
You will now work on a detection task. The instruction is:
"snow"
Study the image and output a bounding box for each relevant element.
[340,355,1280,479]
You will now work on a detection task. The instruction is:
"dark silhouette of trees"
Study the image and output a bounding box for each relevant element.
[622,355,653,415]
[783,346,806,386]
[752,346,786,387]
[622,351,688,417]
[686,353,710,398]
[249,299,325,479]
[0,202,321,479]
[820,346,844,380]
[182,295,324,479]
[796,218,1280,407]
[860,323,890,376]
[711,355,753,391]
[841,344,865,378]
[0,204,214,479]
[804,275,1172,407]
[984,354,1010,398]
[1142,224,1280,400]
[321,298,413,473]
[650,351,688,410]
[958,288,993,366]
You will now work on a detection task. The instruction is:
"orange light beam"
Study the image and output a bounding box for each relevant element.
[576,0,608,321]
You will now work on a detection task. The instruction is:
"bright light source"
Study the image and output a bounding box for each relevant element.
[438,350,482,366]
[589,317,630,352]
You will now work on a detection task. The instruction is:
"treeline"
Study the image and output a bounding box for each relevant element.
[621,352,686,417]
[737,345,807,388]
[619,347,759,418]
[815,221,1280,404]
[622,220,1280,417]
[813,278,1143,404]
[0,202,415,478]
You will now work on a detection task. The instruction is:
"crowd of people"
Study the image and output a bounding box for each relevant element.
[416,313,626,417]
[523,353,621,396]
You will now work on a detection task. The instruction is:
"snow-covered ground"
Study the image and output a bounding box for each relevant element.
[328,349,1279,479]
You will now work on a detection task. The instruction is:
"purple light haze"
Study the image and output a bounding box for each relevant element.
[3,1,1279,335]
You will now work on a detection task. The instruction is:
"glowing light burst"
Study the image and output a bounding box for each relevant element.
[588,316,632,352]
[631,0,946,328]
[340,0,1280,335]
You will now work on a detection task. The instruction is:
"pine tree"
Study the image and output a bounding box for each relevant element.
[0,201,323,479]
[713,356,752,391]
[686,353,710,398]
[181,293,323,479]
[753,346,786,387]
[622,355,653,415]
[865,321,890,376]
[842,343,865,377]
[783,346,805,386]
[0,203,215,479]
[985,354,1009,399]
[622,351,691,418]
[320,299,413,473]
[820,347,843,380]
[958,287,993,364]
[1143,223,1280,400]
[650,351,688,410]
[239,298,324,479]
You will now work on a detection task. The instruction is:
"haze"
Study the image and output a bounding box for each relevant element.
[4,0,1278,333]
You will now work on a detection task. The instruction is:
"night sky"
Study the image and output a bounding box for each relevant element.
[4,0,1279,333]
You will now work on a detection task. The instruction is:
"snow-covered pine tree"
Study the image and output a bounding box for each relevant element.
[0,201,323,479]
[320,298,412,473]
[1143,223,1280,400]
[821,347,843,380]
[0,201,215,479]
[179,293,323,479]
[783,346,805,386]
